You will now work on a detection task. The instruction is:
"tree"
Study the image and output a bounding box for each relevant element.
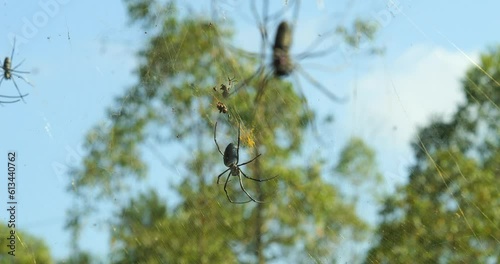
[365,46,500,263]
[0,224,53,264]
[56,251,93,264]
[66,1,381,263]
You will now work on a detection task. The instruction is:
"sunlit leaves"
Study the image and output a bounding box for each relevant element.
[336,19,383,55]
[123,0,169,28]
[335,137,383,185]
[0,225,53,264]
[463,46,500,107]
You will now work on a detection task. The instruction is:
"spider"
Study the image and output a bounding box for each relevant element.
[227,0,345,103]
[216,101,228,114]
[213,76,236,98]
[0,38,33,103]
[214,121,277,203]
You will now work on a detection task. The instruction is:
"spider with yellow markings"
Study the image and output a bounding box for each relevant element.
[214,121,277,204]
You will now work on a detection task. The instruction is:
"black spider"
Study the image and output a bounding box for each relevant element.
[0,38,32,104]
[214,121,277,203]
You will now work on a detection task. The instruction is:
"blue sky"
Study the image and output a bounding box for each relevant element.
[0,0,498,261]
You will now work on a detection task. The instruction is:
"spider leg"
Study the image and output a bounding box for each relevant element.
[11,68,30,74]
[11,59,27,72]
[213,122,224,156]
[224,171,251,204]
[216,167,231,184]
[237,171,264,203]
[0,76,25,105]
[0,93,29,98]
[0,99,21,105]
[266,0,298,25]
[229,63,264,97]
[10,77,27,103]
[236,120,241,163]
[289,0,301,31]
[295,38,337,61]
[295,28,338,61]
[0,94,22,104]
[291,71,327,144]
[253,70,274,105]
[251,0,269,49]
[241,169,278,182]
[295,65,347,103]
[10,38,16,64]
[237,153,261,167]
[12,73,34,87]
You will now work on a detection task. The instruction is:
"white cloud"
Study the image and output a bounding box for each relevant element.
[331,44,478,185]
[351,44,475,152]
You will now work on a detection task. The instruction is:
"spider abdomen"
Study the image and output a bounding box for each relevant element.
[223,143,238,167]
[273,21,294,77]
[273,21,291,51]
[3,58,11,79]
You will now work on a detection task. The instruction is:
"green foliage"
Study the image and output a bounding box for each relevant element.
[336,19,384,55]
[66,1,382,263]
[365,47,500,263]
[111,189,243,263]
[336,137,383,186]
[0,224,53,264]
[56,251,93,264]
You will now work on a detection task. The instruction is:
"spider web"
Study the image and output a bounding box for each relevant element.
[1,0,498,263]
